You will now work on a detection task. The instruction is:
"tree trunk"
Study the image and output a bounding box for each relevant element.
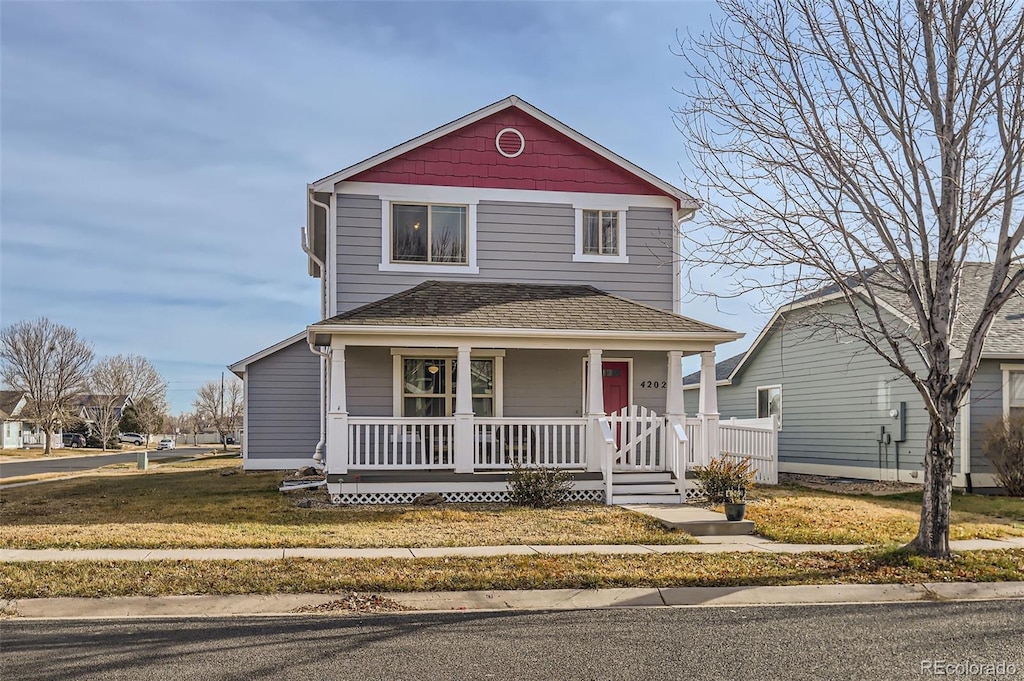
[908,405,957,558]
[43,429,51,456]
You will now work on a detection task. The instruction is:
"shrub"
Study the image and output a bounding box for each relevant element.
[507,461,574,508]
[692,456,756,504]
[982,413,1024,497]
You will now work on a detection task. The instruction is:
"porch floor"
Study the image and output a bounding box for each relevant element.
[327,470,604,484]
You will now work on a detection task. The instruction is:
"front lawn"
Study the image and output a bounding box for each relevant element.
[746,486,1024,544]
[0,463,692,549]
[2,549,1022,598]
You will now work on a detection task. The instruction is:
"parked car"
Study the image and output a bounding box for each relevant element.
[156,438,175,450]
[223,435,236,445]
[118,432,144,446]
[62,433,87,448]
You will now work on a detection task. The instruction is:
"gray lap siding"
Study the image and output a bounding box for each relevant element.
[335,195,675,313]
[245,339,321,462]
[968,359,1003,477]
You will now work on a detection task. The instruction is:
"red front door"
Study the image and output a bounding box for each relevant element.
[602,362,629,447]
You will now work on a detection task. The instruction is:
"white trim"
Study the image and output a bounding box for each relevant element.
[572,208,628,263]
[241,370,248,460]
[681,380,729,391]
[229,332,307,375]
[311,330,731,353]
[378,197,480,274]
[312,325,740,343]
[244,457,317,471]
[960,388,971,478]
[328,192,337,316]
[341,182,677,210]
[1000,363,1024,419]
[310,95,698,208]
[390,348,506,357]
[495,127,525,158]
[581,356,634,415]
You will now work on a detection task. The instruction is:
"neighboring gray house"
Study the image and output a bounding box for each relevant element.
[1,390,28,449]
[230,95,775,505]
[683,263,1023,491]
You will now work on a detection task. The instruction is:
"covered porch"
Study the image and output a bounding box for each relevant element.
[308,281,776,505]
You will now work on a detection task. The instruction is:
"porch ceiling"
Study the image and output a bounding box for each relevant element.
[310,281,741,350]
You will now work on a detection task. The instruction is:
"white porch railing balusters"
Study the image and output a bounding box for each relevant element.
[473,418,588,470]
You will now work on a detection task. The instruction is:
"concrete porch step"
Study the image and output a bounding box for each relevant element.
[612,494,684,505]
[622,504,756,536]
[611,483,678,495]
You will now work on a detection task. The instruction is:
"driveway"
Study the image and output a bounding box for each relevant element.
[0,447,216,480]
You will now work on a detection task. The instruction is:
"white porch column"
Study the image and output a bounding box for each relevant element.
[665,351,684,417]
[327,341,349,475]
[587,348,605,472]
[454,345,474,474]
[697,350,719,466]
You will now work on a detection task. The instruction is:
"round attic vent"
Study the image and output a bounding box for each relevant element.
[495,127,525,158]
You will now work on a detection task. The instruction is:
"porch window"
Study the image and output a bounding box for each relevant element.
[757,385,782,423]
[391,203,467,264]
[401,358,494,416]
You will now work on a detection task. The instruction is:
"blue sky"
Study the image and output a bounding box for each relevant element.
[1,0,758,413]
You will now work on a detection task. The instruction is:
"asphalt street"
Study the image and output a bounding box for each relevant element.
[0,447,212,479]
[3,600,1022,680]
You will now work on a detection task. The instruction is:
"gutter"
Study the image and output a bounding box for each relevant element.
[304,189,333,468]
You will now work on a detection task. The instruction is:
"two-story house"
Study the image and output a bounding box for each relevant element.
[230,96,776,505]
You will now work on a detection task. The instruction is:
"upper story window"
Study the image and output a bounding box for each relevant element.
[757,385,782,425]
[582,210,619,255]
[379,194,480,274]
[392,203,468,264]
[573,207,628,263]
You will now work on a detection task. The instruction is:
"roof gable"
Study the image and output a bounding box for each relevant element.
[311,96,696,207]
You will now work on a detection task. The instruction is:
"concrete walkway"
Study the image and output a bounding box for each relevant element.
[3,536,1023,562]
[5,581,1024,619]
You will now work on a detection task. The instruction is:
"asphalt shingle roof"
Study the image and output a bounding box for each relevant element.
[0,390,25,419]
[313,281,734,334]
[682,351,745,386]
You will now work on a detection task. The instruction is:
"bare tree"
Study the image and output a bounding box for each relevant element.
[193,375,242,451]
[0,318,94,455]
[675,0,1024,557]
[89,355,168,451]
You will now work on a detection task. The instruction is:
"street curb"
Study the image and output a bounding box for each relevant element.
[4,582,1024,620]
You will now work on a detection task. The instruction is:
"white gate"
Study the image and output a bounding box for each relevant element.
[608,405,666,472]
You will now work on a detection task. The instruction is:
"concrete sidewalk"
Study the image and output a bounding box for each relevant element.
[3,536,1023,562]
[5,581,1024,619]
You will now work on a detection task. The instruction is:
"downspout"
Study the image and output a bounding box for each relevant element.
[303,189,332,466]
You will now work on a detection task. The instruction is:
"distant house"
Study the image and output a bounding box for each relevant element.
[1,390,28,449]
[683,262,1023,491]
[70,394,133,430]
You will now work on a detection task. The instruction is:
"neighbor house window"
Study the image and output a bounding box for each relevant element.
[757,385,782,423]
[401,358,494,417]
[1006,369,1024,420]
[573,207,628,263]
[391,203,467,265]
[582,210,618,255]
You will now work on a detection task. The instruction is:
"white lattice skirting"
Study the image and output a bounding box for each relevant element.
[330,489,606,505]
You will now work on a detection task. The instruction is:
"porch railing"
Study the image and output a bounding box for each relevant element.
[348,418,456,469]
[473,418,588,469]
[718,417,779,484]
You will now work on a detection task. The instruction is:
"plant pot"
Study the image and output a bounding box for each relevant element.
[724,502,747,521]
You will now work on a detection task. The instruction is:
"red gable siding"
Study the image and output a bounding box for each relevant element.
[348,108,670,198]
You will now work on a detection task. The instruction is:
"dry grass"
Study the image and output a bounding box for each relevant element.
[0,464,691,549]
[746,487,1024,544]
[2,549,1022,598]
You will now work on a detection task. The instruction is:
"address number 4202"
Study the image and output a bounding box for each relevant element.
[640,380,667,389]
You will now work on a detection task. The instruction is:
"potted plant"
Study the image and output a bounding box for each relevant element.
[724,487,747,521]
[692,455,755,521]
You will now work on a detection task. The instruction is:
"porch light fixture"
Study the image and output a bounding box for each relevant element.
[427,365,439,374]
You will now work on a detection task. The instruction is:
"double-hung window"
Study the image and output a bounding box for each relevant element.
[1004,367,1024,420]
[573,207,627,263]
[756,385,782,424]
[401,357,495,417]
[391,203,468,265]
